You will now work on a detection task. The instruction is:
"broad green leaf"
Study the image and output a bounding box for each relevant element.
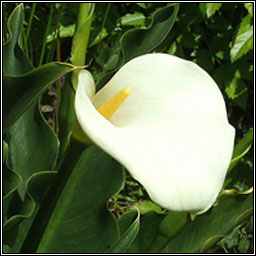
[19,138,88,253]
[205,3,222,18]
[108,208,140,253]
[121,4,179,62]
[127,211,165,253]
[200,235,225,253]
[3,5,59,244]
[234,208,253,226]
[5,101,59,199]
[3,4,32,75]
[227,128,253,174]
[121,12,146,27]
[118,210,138,235]
[23,145,125,253]
[230,15,253,63]
[161,193,253,253]
[3,171,57,253]
[201,206,253,253]
[3,62,82,132]
[3,171,57,235]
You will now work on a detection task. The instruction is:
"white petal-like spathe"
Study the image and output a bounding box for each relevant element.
[75,53,235,214]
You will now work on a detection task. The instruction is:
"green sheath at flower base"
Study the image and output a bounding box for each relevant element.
[74,53,235,214]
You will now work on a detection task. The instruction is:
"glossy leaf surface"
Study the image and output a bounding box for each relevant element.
[36,146,125,253]
[3,62,81,132]
[161,194,253,253]
[108,209,140,253]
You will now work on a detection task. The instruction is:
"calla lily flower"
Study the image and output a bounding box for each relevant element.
[74,53,235,214]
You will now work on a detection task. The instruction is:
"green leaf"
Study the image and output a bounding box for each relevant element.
[3,5,61,248]
[3,141,22,199]
[136,3,149,9]
[118,210,138,235]
[3,171,57,252]
[121,4,179,62]
[206,3,222,18]
[227,128,253,174]
[3,62,82,132]
[108,209,140,253]
[3,4,32,75]
[127,211,165,253]
[5,101,59,199]
[88,28,108,48]
[3,171,57,236]
[161,193,253,253]
[57,73,75,158]
[121,12,146,27]
[225,70,248,111]
[200,235,226,253]
[194,49,214,72]
[230,15,253,63]
[244,3,253,17]
[3,141,22,225]
[97,4,179,90]
[21,145,124,253]
[46,24,76,43]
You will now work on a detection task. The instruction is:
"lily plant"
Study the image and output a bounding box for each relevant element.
[74,53,235,214]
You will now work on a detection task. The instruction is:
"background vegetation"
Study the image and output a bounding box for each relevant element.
[3,2,253,253]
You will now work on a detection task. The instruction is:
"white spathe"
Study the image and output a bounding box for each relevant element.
[74,53,235,214]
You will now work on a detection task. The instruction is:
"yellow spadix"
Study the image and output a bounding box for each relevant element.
[73,87,130,144]
[97,88,131,120]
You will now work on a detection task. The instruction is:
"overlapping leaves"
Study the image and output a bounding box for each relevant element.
[96,4,179,90]
[3,4,87,252]
[2,3,253,254]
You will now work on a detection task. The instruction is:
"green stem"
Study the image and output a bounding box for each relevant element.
[38,4,54,66]
[57,3,94,158]
[70,3,93,65]
[100,3,111,39]
[25,3,36,45]
[70,3,94,89]
[76,3,90,30]
[55,3,62,134]
[45,34,56,63]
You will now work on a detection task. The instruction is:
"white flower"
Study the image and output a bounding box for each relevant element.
[74,53,235,214]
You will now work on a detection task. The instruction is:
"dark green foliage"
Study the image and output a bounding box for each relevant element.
[2,3,253,254]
